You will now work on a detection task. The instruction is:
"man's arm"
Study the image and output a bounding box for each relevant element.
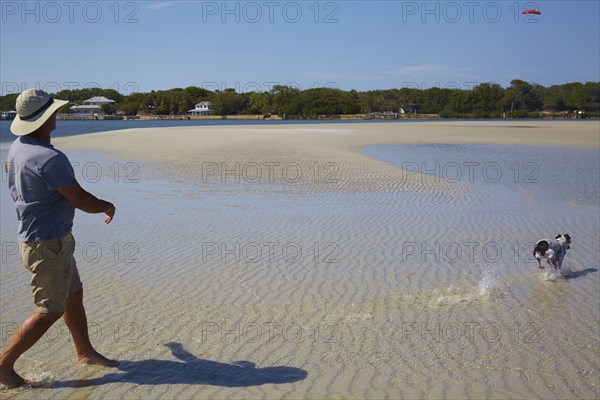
[57,181,115,224]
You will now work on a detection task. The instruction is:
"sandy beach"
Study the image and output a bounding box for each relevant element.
[1,121,599,399]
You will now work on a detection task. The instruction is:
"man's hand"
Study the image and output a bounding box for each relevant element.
[57,181,116,224]
[104,203,116,224]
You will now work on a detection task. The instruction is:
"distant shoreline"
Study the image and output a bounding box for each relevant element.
[54,113,417,121]
[2,111,597,122]
[52,113,596,121]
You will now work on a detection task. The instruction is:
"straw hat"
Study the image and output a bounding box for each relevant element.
[10,89,68,136]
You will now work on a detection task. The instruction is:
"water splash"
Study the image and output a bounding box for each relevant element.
[429,287,475,308]
[479,265,500,295]
[428,266,501,308]
[542,268,566,281]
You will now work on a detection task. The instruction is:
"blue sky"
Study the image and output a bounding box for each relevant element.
[1,0,599,95]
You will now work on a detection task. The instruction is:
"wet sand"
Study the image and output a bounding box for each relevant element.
[1,121,598,399]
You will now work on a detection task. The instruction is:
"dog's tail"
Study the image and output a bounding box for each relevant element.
[534,240,549,268]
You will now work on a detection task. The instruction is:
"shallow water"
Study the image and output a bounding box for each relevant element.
[0,141,598,399]
[364,143,600,209]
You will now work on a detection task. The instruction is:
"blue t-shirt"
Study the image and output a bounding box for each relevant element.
[7,136,76,241]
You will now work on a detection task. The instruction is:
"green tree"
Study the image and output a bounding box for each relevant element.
[472,83,504,112]
[246,92,272,115]
[272,86,301,116]
[2,80,600,120]
[504,79,542,111]
[0,93,19,111]
[155,104,169,115]
[564,83,592,110]
[442,90,474,114]
[101,103,116,115]
[211,90,246,115]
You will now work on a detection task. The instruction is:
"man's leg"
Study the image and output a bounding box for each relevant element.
[63,289,118,367]
[0,311,63,388]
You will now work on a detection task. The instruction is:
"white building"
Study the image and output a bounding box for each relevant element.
[188,101,212,116]
[70,96,115,115]
[1,110,17,120]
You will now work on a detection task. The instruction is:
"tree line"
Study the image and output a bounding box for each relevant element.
[1,80,598,118]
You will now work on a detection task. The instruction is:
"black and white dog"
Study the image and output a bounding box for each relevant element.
[533,234,572,275]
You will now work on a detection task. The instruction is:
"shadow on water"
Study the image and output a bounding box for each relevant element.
[569,268,598,279]
[52,342,307,388]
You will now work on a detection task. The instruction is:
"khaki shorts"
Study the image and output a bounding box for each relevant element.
[19,232,83,313]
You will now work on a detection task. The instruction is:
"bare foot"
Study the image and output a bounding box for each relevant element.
[0,367,31,389]
[77,351,119,367]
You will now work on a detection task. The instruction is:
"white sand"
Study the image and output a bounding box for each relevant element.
[55,121,599,189]
[1,121,598,399]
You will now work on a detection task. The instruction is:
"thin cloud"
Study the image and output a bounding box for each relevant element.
[381,65,474,79]
[144,1,187,11]
[302,71,387,82]
[303,66,478,84]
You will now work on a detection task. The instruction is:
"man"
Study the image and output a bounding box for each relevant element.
[0,89,119,389]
